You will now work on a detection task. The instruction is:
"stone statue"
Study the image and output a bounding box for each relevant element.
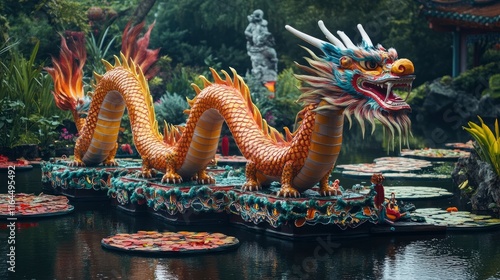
[245,9,277,87]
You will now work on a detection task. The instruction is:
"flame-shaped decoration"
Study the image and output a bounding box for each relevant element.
[121,21,160,80]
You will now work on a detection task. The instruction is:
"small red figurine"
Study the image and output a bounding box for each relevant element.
[371,173,385,210]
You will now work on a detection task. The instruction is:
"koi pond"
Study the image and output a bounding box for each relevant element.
[1,129,500,280]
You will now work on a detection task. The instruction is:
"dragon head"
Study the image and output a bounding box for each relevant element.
[286,21,414,147]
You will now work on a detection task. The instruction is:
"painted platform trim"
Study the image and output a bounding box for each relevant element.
[101,231,239,255]
[109,177,232,215]
[41,161,139,191]
[109,174,380,230]
[0,193,73,218]
[227,189,379,229]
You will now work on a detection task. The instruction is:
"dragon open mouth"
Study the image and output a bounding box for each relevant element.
[356,76,415,110]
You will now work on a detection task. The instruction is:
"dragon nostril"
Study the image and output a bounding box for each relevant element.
[391,58,414,75]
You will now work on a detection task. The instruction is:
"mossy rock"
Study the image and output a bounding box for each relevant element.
[489,73,500,90]
[482,73,500,99]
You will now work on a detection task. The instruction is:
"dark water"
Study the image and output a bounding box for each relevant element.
[1,127,500,280]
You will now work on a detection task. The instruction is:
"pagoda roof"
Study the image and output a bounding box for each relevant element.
[417,0,500,32]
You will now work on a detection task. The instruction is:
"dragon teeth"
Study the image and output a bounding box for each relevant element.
[405,84,412,101]
[385,82,393,102]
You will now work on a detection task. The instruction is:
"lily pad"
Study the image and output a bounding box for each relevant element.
[337,157,432,174]
[444,141,474,151]
[412,208,500,230]
[0,193,73,218]
[400,148,470,161]
[383,186,453,200]
[101,231,239,256]
[342,171,450,180]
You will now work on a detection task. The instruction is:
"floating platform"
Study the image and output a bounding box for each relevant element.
[106,170,384,239]
[41,159,142,201]
[39,160,500,239]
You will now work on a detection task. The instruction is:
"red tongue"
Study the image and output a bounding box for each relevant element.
[364,83,388,100]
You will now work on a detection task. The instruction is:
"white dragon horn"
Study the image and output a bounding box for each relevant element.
[285,24,327,49]
[318,20,346,50]
[336,30,358,50]
[357,24,373,47]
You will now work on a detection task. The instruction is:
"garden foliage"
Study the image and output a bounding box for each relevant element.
[0,42,70,149]
[464,117,500,177]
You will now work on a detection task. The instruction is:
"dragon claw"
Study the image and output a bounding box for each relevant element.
[192,172,216,185]
[318,187,342,197]
[161,173,183,184]
[276,185,300,198]
[241,181,261,192]
[140,170,153,178]
[320,190,331,196]
[103,160,118,167]
[205,177,216,185]
[68,160,85,167]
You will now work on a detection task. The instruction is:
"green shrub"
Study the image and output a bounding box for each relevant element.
[463,116,500,176]
[453,62,500,95]
[482,73,500,99]
[0,42,70,148]
[154,92,189,127]
[250,67,302,131]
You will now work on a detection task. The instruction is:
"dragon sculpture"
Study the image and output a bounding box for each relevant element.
[46,21,414,197]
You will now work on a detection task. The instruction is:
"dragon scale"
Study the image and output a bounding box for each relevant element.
[48,21,415,197]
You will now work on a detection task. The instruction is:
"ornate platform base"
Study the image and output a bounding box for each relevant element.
[40,161,487,239]
[41,159,141,201]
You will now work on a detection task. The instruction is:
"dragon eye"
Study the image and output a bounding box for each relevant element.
[360,60,378,70]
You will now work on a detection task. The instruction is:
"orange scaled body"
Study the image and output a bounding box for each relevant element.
[48,21,416,198]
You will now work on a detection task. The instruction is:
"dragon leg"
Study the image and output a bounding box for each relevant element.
[161,153,182,184]
[318,167,342,196]
[102,143,119,166]
[242,160,261,191]
[140,158,157,178]
[277,161,300,198]
[191,169,216,185]
[68,146,85,167]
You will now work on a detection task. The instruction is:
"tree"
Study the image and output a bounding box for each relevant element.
[129,0,157,25]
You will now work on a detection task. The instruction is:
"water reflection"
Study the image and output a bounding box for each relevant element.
[1,130,500,279]
[4,211,500,280]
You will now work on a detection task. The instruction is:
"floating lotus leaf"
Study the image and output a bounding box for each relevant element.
[401,148,470,160]
[413,208,500,229]
[101,231,239,255]
[0,193,73,218]
[383,186,453,200]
